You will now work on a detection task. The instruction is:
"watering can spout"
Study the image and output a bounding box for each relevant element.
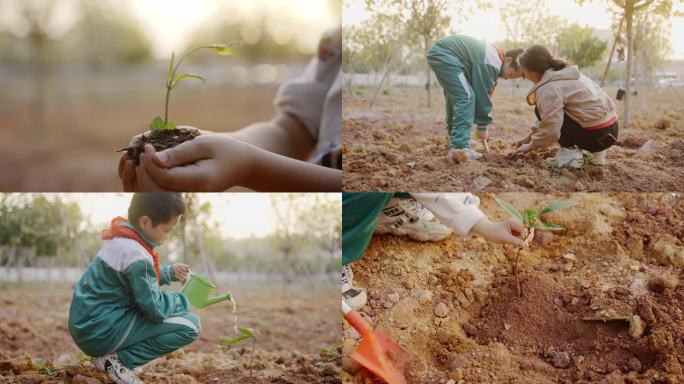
[205,292,232,307]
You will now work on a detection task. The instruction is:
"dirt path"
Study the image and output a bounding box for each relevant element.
[342,193,684,383]
[0,281,341,383]
[343,87,684,192]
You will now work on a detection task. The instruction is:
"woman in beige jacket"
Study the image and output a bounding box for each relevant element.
[514,45,619,168]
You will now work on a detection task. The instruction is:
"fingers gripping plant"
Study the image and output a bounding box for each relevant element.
[121,43,237,165]
[494,197,575,297]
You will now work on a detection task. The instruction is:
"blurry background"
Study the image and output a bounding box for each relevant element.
[0,0,341,191]
[0,192,341,282]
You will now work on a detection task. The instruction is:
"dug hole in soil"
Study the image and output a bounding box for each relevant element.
[342,193,684,383]
[122,127,201,166]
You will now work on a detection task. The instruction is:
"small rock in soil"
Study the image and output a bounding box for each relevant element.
[637,140,657,156]
[627,357,643,372]
[473,176,492,191]
[629,315,645,339]
[515,176,535,189]
[387,293,400,303]
[654,118,671,130]
[434,302,449,318]
[533,230,554,247]
[552,351,571,369]
[462,323,477,336]
[647,272,679,292]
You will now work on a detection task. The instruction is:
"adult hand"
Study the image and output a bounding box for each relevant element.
[118,126,210,191]
[471,217,526,247]
[514,136,531,148]
[139,134,255,192]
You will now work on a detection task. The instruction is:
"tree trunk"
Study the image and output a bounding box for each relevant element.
[622,1,634,129]
[369,53,394,108]
[600,17,624,87]
[425,37,431,108]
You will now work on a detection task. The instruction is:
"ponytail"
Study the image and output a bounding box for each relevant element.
[519,45,569,74]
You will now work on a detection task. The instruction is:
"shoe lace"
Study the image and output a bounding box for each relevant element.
[341,264,353,285]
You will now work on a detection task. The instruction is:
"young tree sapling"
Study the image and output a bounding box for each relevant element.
[494,197,575,297]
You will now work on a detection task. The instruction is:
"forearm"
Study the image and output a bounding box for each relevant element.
[224,114,315,160]
[243,147,341,192]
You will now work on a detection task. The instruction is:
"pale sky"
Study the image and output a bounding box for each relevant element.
[0,0,339,58]
[343,0,684,60]
[45,193,340,240]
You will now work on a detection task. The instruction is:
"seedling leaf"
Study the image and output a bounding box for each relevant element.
[172,73,206,88]
[238,327,256,338]
[149,116,165,131]
[211,43,235,57]
[494,197,523,222]
[164,121,176,130]
[540,200,575,216]
[219,327,257,350]
[541,222,565,231]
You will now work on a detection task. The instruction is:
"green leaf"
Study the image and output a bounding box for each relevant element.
[541,222,565,231]
[540,200,575,216]
[238,327,256,338]
[164,121,176,130]
[172,73,206,88]
[211,43,235,57]
[522,208,538,226]
[166,50,175,86]
[494,197,523,223]
[149,116,165,131]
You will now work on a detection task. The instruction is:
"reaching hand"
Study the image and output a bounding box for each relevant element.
[173,263,191,282]
[515,143,533,154]
[471,217,526,247]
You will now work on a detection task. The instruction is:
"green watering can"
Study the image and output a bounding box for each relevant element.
[180,272,233,309]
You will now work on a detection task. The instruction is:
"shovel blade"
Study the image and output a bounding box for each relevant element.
[350,329,408,384]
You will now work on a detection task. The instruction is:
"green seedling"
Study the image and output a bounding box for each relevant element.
[120,43,237,165]
[34,359,58,375]
[494,197,575,297]
[319,348,338,361]
[150,43,236,131]
[220,327,258,377]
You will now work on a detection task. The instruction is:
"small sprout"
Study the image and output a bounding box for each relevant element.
[219,327,258,378]
[76,352,91,365]
[151,42,240,131]
[494,197,575,297]
[34,359,58,374]
[319,348,338,361]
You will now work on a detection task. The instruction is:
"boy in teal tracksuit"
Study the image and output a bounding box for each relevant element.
[69,193,195,384]
[427,35,523,162]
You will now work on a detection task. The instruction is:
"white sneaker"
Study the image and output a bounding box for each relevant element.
[448,147,482,163]
[374,198,452,242]
[590,149,607,165]
[93,353,143,384]
[547,147,583,168]
[342,264,367,310]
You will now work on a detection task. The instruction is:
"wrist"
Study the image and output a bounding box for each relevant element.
[470,216,491,236]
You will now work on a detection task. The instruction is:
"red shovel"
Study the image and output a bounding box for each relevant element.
[342,300,408,384]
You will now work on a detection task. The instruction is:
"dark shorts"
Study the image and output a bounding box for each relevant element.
[535,106,619,152]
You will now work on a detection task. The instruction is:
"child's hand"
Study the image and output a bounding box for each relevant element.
[471,217,526,247]
[174,264,191,282]
[515,143,533,154]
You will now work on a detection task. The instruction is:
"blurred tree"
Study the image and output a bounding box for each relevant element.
[499,0,567,51]
[0,194,83,282]
[556,24,608,68]
[578,0,682,128]
[64,0,150,68]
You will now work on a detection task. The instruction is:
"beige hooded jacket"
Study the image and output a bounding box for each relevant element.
[523,66,618,149]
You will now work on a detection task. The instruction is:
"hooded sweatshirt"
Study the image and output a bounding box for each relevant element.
[68,218,188,357]
[524,66,618,149]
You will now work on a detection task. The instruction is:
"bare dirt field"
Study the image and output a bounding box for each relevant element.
[343,86,684,192]
[0,281,341,383]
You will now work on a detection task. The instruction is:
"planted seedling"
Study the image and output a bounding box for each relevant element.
[119,43,238,165]
[220,327,258,377]
[494,197,575,297]
[34,359,58,375]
